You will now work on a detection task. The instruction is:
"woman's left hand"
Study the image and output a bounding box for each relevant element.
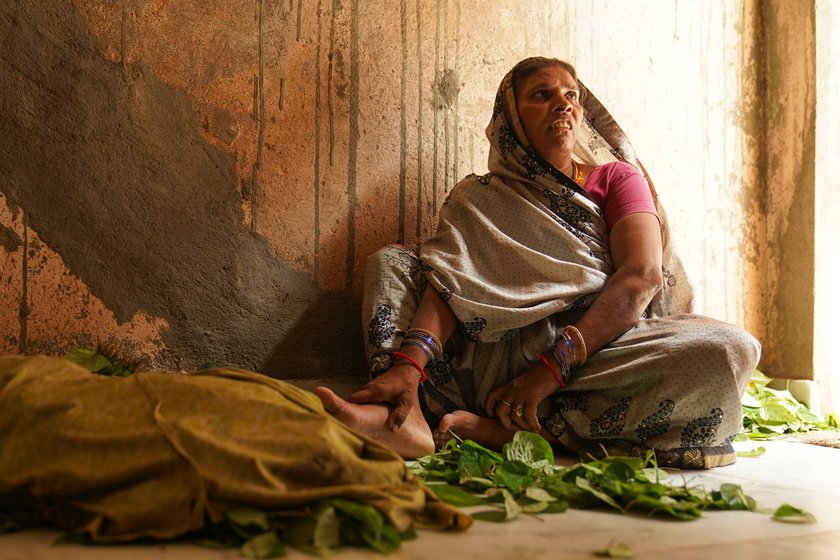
[485,361,562,433]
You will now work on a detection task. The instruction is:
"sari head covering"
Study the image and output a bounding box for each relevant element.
[420,57,694,342]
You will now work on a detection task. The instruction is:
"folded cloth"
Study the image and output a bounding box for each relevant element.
[0,355,468,542]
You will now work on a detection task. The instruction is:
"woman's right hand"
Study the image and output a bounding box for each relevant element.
[348,363,422,430]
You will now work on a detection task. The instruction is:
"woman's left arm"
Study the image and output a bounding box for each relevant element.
[573,211,663,354]
[486,212,663,432]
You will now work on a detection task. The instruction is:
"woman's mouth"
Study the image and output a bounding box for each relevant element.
[548,120,572,131]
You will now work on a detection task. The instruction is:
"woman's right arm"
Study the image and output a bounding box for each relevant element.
[349,286,458,429]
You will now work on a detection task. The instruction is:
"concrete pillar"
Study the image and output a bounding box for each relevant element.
[761,0,839,415]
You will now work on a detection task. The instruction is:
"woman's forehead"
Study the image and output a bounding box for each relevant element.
[520,66,577,90]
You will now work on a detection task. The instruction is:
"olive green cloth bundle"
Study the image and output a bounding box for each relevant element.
[0,355,466,542]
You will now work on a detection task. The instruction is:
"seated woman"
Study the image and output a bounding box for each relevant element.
[315,57,760,469]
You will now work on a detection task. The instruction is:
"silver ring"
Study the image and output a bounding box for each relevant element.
[500,400,512,407]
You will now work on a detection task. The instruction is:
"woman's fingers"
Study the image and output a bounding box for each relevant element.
[510,401,529,430]
[507,399,540,432]
[485,386,505,417]
[348,382,383,404]
[496,401,515,430]
[525,400,540,432]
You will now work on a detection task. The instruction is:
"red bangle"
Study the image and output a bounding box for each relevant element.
[539,354,566,389]
[392,351,427,383]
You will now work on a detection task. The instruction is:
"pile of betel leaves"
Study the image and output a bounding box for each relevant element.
[739,369,839,440]
[410,431,813,524]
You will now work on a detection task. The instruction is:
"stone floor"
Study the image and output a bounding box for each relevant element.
[2,439,839,560]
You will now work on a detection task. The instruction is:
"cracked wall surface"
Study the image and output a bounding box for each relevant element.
[0,1,780,379]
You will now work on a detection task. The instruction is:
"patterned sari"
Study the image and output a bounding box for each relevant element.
[363,62,760,469]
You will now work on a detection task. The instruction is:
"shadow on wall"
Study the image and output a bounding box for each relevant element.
[0,2,364,377]
[262,291,367,379]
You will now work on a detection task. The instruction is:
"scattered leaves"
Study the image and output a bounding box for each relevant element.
[412,431,813,526]
[189,499,413,556]
[740,370,838,440]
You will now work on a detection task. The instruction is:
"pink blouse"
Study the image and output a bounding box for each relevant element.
[582,161,658,229]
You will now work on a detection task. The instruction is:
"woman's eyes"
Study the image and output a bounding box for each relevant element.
[532,90,578,101]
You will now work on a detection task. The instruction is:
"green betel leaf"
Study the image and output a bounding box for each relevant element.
[575,477,621,511]
[502,431,554,467]
[772,504,817,524]
[332,499,385,534]
[428,483,489,506]
[520,501,549,513]
[312,505,341,551]
[242,532,286,559]
[501,489,522,520]
[539,499,569,514]
[641,466,669,483]
[524,487,556,503]
[63,348,112,374]
[360,523,402,554]
[470,509,508,522]
[492,460,533,493]
[713,484,756,511]
[735,446,766,458]
[225,508,270,532]
[593,540,635,558]
[760,402,798,424]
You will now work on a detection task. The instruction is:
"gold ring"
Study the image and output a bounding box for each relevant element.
[514,404,524,418]
[500,400,512,407]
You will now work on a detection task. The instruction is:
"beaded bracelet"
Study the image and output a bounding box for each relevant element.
[392,351,427,383]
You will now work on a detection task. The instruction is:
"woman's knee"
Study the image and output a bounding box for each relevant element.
[679,317,761,390]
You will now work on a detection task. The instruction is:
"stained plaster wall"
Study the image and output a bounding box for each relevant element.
[0,1,801,384]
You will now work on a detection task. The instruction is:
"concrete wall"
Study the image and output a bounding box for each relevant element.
[0,1,826,389]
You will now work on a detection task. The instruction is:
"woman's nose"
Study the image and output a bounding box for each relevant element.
[552,98,571,112]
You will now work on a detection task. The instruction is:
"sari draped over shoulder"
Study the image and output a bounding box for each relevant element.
[362,64,760,469]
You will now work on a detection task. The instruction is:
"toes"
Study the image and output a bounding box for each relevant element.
[433,413,457,448]
[313,386,343,414]
[436,412,457,434]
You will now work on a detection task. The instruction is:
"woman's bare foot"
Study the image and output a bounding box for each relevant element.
[314,386,434,459]
[433,410,558,450]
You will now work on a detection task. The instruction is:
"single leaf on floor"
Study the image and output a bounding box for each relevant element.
[593,540,635,558]
[772,504,817,524]
[736,446,766,458]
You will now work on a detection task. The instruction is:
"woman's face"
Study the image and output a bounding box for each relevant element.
[515,65,583,170]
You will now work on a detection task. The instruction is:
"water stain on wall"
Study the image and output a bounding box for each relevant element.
[0,224,22,253]
[0,2,365,375]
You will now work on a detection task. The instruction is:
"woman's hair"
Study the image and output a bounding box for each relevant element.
[511,57,585,102]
